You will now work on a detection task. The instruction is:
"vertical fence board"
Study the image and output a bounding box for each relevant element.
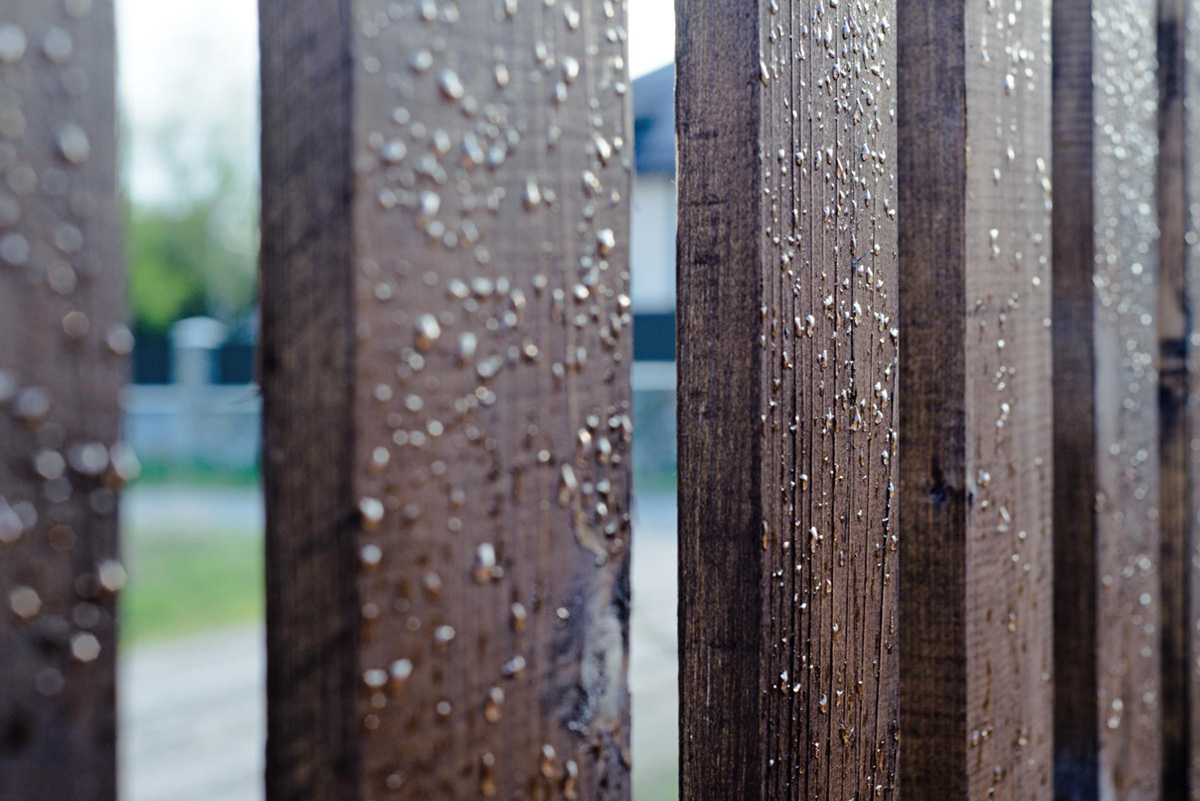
[1053,2,1162,799]
[675,0,763,795]
[260,0,359,797]
[1185,2,1200,798]
[677,1,899,798]
[0,2,124,799]
[898,2,1055,798]
[1051,0,1101,794]
[1159,0,1190,797]
[261,1,633,798]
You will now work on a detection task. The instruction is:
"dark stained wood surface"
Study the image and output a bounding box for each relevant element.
[0,1,125,799]
[261,0,633,798]
[674,0,763,795]
[1052,0,1100,796]
[1182,2,1200,798]
[677,1,899,797]
[1053,2,1163,799]
[1158,0,1190,798]
[899,2,1054,798]
[260,0,358,798]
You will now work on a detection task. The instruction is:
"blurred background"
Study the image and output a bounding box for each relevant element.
[115,1,680,799]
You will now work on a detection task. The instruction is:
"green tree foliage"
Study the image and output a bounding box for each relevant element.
[126,168,256,337]
[122,101,258,338]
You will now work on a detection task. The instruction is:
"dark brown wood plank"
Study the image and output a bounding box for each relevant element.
[260,0,358,798]
[1052,0,1101,796]
[899,2,1054,798]
[1053,2,1163,799]
[676,2,899,797]
[0,1,125,799]
[1182,3,1200,799]
[1158,0,1190,798]
[260,1,633,798]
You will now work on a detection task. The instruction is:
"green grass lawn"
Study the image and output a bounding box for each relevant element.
[120,525,263,645]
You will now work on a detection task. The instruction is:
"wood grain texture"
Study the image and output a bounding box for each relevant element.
[1052,0,1100,796]
[1158,0,1190,798]
[675,0,763,796]
[1184,3,1200,799]
[677,1,899,797]
[1053,2,1163,800]
[261,0,359,797]
[261,1,633,799]
[0,2,125,800]
[899,2,1054,799]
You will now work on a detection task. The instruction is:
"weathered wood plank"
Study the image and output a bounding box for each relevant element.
[676,1,899,797]
[1158,0,1190,798]
[898,2,1054,798]
[1051,0,1100,794]
[1052,2,1162,799]
[260,1,633,798]
[260,0,358,797]
[0,1,126,799]
[1182,2,1200,798]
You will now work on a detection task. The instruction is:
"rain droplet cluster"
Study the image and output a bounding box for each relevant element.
[961,1,1055,797]
[0,1,129,798]
[348,0,632,797]
[1092,3,1162,796]
[757,1,898,797]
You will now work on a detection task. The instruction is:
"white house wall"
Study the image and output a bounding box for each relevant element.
[631,174,677,314]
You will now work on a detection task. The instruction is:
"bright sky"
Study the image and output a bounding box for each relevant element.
[627,0,675,79]
[116,0,674,206]
[116,0,260,206]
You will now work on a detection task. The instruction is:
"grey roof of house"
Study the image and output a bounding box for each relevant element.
[632,64,675,176]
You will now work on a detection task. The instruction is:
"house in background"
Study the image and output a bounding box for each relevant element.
[630,63,676,366]
[124,318,260,474]
[628,63,677,481]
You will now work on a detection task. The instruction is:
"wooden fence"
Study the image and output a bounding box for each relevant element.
[7,0,1200,799]
[0,1,125,799]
